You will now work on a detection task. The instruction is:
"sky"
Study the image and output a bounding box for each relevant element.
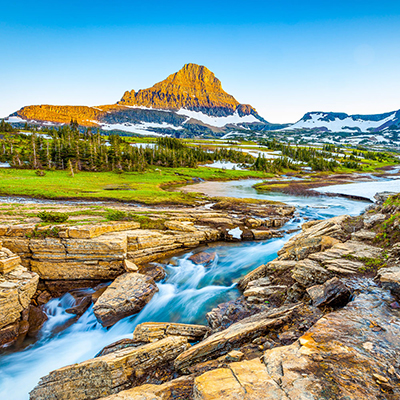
[1,0,400,123]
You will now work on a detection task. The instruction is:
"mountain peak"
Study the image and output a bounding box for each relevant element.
[118,63,243,117]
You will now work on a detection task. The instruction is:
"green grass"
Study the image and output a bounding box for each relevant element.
[0,167,267,205]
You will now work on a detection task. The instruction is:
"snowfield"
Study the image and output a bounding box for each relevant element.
[285,112,397,132]
[177,109,259,128]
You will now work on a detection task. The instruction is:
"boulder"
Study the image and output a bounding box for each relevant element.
[193,358,285,400]
[306,277,351,308]
[291,259,332,287]
[278,215,348,260]
[30,336,190,400]
[93,273,158,327]
[175,304,298,373]
[351,229,377,241]
[206,298,265,330]
[27,305,48,337]
[378,266,400,299]
[133,322,210,343]
[238,260,296,291]
[363,212,386,228]
[188,251,216,266]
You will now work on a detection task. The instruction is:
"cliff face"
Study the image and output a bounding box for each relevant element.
[118,63,249,117]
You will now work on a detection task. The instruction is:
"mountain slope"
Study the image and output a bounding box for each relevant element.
[284,110,400,133]
[8,64,275,137]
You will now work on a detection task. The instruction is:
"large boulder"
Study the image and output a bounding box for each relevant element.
[93,273,158,327]
[30,336,190,400]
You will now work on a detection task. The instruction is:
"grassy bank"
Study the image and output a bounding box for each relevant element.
[0,167,268,205]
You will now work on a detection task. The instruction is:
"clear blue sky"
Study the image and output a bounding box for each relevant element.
[1,0,400,122]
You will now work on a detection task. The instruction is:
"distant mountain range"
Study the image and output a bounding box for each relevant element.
[285,111,400,133]
[5,63,400,137]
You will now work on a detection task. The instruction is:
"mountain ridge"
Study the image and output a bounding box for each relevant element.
[9,63,269,136]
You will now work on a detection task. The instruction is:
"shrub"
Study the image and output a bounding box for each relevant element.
[105,209,127,221]
[38,211,69,223]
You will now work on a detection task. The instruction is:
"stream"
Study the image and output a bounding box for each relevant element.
[0,179,373,399]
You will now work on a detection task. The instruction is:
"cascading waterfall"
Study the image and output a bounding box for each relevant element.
[0,180,370,400]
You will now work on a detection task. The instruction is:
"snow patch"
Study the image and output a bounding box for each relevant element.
[228,227,242,239]
[177,109,259,128]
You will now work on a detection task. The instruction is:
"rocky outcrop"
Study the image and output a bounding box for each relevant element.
[99,376,194,400]
[30,336,190,400]
[132,322,210,343]
[174,304,299,373]
[93,273,158,327]
[194,287,400,399]
[277,215,348,260]
[0,244,39,346]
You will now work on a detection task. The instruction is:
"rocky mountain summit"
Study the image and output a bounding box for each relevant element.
[9,64,281,137]
[118,63,257,118]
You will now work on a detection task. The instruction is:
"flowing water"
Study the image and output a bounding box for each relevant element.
[0,179,371,399]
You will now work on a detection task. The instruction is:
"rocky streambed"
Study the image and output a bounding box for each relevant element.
[1,183,400,399]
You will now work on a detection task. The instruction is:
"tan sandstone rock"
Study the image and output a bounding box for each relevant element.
[30,336,190,400]
[93,273,158,327]
[132,322,210,343]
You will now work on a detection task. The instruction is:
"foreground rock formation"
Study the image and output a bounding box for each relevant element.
[15,192,400,399]
[0,241,39,346]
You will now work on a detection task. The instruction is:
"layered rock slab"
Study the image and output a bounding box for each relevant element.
[30,336,190,400]
[93,273,158,327]
[174,304,298,373]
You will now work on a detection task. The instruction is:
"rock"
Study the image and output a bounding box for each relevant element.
[91,283,110,304]
[206,298,265,330]
[238,260,296,291]
[251,230,272,240]
[123,259,138,273]
[37,290,52,305]
[193,358,285,400]
[27,305,48,337]
[138,264,166,282]
[307,277,351,308]
[0,253,21,273]
[0,321,19,346]
[96,339,141,357]
[98,376,194,400]
[363,212,386,228]
[278,215,348,260]
[0,265,39,330]
[165,220,197,232]
[351,229,377,241]
[30,336,190,400]
[188,251,216,266]
[244,285,287,303]
[133,322,210,343]
[309,240,382,264]
[65,288,93,316]
[378,266,400,299]
[175,304,298,373]
[66,222,140,239]
[244,217,262,228]
[260,289,400,400]
[291,259,332,287]
[93,273,158,327]
[224,350,244,362]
